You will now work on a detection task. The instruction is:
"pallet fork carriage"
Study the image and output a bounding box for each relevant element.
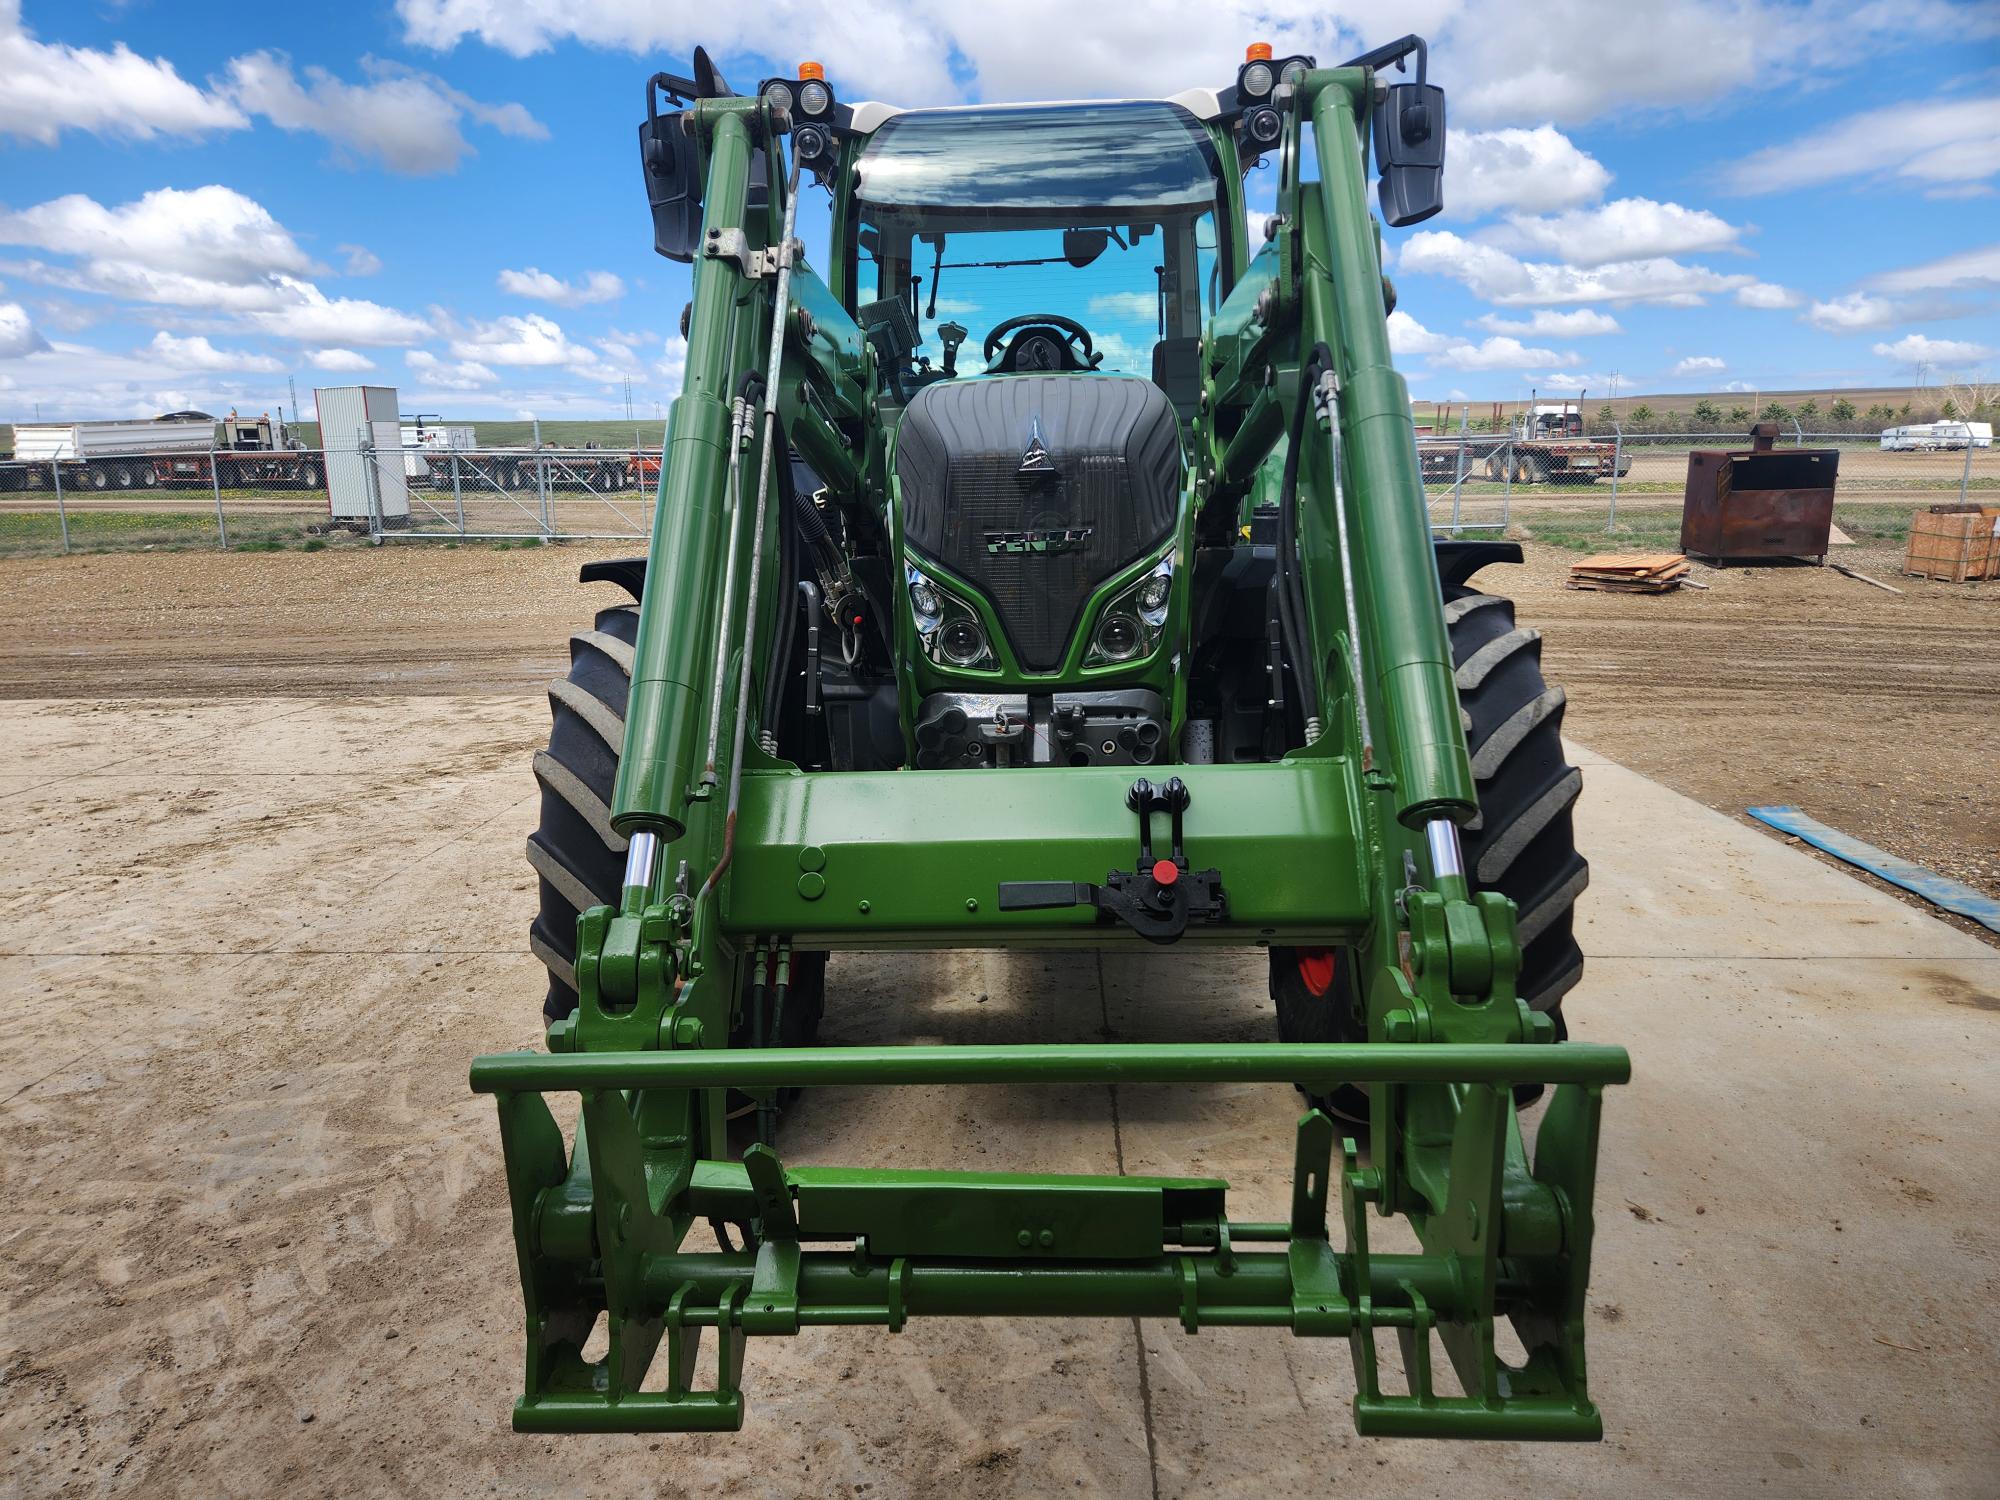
[478,37,1627,1441]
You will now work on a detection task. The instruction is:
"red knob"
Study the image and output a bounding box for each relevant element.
[1151,859,1179,887]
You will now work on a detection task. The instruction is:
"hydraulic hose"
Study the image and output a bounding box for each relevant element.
[1274,345,1329,735]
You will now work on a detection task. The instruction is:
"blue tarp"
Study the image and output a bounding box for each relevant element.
[1747,805,2000,935]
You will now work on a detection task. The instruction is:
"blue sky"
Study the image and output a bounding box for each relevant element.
[0,0,1994,423]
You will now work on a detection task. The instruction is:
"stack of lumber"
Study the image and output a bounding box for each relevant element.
[1565,552,1690,593]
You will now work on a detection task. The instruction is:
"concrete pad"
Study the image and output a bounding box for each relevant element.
[1,696,1994,1498]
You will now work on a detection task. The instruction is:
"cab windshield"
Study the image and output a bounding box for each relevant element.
[851,101,1229,384]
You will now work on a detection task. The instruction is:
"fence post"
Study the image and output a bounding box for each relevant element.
[1449,428,1467,533]
[1501,438,1513,532]
[450,453,466,534]
[51,456,70,555]
[1607,423,1623,532]
[532,416,552,541]
[209,444,229,549]
[362,426,383,544]
[1791,418,1804,447]
[1962,435,1976,505]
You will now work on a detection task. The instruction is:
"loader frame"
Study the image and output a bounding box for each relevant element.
[476,61,1628,1441]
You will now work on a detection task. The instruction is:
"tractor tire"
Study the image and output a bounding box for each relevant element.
[524,595,828,1048]
[1272,584,1588,1117]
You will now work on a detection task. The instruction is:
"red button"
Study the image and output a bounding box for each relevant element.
[1151,859,1179,887]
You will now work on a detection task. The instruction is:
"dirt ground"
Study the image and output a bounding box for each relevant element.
[0,538,1990,922]
[1,544,1996,1497]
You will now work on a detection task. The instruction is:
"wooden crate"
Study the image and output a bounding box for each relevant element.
[1904,508,2000,582]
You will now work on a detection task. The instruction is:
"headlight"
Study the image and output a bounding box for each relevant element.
[1240,61,1274,98]
[940,618,988,666]
[1085,554,1173,668]
[797,80,832,116]
[1246,106,1282,145]
[1279,58,1310,87]
[1094,614,1142,661]
[909,564,997,670]
[761,80,794,113]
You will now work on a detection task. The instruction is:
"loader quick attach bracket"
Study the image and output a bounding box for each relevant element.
[996,776,1228,943]
[471,1040,1628,1440]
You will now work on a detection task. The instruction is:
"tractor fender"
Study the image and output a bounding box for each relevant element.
[1431,538,1522,592]
[578,556,648,603]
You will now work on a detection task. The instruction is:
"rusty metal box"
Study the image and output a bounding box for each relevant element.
[1680,433,1840,562]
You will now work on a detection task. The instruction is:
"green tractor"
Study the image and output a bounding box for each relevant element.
[485,35,1624,1441]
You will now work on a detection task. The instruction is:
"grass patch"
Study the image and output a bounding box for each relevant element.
[0,508,339,559]
[1515,502,1917,554]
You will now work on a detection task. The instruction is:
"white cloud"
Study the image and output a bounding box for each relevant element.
[1871,332,1993,367]
[1484,197,1743,267]
[1672,355,1726,377]
[0,186,428,345]
[1869,242,2000,294]
[1447,126,1611,217]
[146,330,282,374]
[407,349,499,389]
[1399,229,1752,305]
[1724,96,2000,195]
[1387,311,1572,372]
[0,185,316,286]
[339,244,382,276]
[219,51,545,175]
[1087,290,1159,322]
[236,282,430,345]
[1724,380,1757,393]
[309,348,375,371]
[0,0,246,144]
[658,334,688,396]
[1473,308,1621,337]
[448,312,582,367]
[1433,336,1575,372]
[1735,281,1800,309]
[1805,292,1896,332]
[0,300,49,357]
[497,267,627,307]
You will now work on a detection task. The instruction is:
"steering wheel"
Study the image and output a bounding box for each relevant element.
[982,313,1098,369]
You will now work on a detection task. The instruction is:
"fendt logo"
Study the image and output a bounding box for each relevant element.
[985,526,1094,555]
[1018,414,1056,476]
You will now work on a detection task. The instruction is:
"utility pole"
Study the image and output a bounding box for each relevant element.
[288,374,300,429]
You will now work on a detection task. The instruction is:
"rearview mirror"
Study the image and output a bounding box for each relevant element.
[1373,82,1445,227]
[638,110,702,261]
[1063,228,1111,267]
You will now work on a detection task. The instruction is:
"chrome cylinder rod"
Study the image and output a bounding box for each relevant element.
[699,395,751,787]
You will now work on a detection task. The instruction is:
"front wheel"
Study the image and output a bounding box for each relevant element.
[524,588,828,1053]
[1273,583,1588,1112]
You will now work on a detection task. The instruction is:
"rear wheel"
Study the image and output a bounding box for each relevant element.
[525,592,827,1050]
[86,464,110,491]
[1273,583,1588,1115]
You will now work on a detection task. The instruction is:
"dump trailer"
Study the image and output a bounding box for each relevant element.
[479,37,1625,1442]
[2,414,216,491]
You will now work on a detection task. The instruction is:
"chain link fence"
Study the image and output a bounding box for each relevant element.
[1421,427,1994,555]
[6,425,1991,557]
[0,438,663,553]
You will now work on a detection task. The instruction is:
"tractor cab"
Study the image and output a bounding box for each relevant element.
[847,100,1235,417]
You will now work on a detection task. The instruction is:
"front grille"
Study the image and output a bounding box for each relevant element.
[896,376,1181,674]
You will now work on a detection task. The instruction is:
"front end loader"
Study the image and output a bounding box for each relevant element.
[485,36,1626,1441]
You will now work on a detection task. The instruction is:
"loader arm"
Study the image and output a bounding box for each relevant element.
[476,62,1626,1442]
